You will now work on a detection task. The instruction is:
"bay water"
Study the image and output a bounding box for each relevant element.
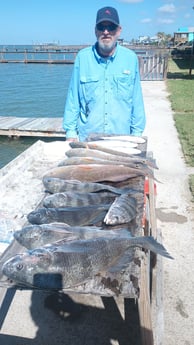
[0,43,150,168]
[0,61,73,168]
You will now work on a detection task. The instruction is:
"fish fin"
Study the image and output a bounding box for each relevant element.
[54,242,96,254]
[107,250,135,273]
[140,236,173,259]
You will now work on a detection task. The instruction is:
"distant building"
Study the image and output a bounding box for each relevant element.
[174,27,194,44]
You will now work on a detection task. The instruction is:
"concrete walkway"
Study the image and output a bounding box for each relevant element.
[0,81,193,345]
[143,81,194,345]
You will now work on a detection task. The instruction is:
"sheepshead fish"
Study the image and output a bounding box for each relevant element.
[27,205,109,226]
[42,177,134,195]
[43,164,149,183]
[104,194,137,225]
[14,223,131,250]
[65,148,158,170]
[2,235,173,289]
[43,191,116,208]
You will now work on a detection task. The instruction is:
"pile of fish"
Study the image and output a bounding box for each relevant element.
[2,134,172,292]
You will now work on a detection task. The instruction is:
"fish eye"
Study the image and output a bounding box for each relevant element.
[16,263,23,271]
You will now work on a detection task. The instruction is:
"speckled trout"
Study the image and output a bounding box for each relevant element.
[65,148,158,169]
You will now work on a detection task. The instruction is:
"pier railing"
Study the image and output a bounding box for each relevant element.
[0,47,169,80]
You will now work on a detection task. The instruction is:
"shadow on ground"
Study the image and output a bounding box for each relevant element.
[167,57,194,79]
[0,290,143,345]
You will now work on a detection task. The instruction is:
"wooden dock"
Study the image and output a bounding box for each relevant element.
[0,116,66,138]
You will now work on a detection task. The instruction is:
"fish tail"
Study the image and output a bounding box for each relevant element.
[135,236,173,259]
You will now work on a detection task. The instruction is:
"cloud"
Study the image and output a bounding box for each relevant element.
[158,4,176,14]
[158,18,175,24]
[141,18,152,23]
[184,13,191,18]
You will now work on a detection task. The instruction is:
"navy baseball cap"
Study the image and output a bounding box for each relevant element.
[96,7,120,26]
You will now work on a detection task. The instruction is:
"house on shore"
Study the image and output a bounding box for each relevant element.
[174,27,194,45]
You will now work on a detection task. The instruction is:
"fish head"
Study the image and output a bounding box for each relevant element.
[42,177,63,193]
[14,225,43,249]
[42,176,54,187]
[43,193,67,208]
[104,212,127,225]
[2,249,53,287]
[27,208,50,225]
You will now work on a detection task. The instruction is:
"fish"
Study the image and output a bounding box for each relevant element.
[43,164,151,183]
[14,223,132,249]
[43,191,117,208]
[69,141,158,169]
[86,133,146,144]
[104,194,137,225]
[65,148,158,170]
[57,156,156,181]
[42,177,135,195]
[86,141,141,155]
[87,140,138,148]
[69,141,142,157]
[58,156,144,167]
[27,205,110,226]
[58,156,153,174]
[2,235,173,290]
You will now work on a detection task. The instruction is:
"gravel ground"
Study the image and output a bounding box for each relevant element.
[0,81,193,345]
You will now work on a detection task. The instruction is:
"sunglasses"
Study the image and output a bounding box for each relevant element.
[96,23,118,32]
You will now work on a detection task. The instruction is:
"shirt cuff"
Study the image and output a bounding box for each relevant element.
[130,131,143,136]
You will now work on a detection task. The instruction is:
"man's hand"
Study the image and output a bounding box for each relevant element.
[66,138,78,142]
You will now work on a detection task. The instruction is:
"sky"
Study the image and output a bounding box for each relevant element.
[0,0,194,45]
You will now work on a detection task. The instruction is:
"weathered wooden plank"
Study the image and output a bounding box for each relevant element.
[148,177,164,345]
[138,254,154,345]
[0,116,65,137]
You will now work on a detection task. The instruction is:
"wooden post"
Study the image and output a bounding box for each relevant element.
[148,177,164,345]
[138,254,154,345]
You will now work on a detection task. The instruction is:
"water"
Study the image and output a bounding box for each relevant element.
[0,44,156,168]
[0,57,73,168]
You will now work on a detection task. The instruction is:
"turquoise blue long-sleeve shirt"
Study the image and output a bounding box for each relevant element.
[63,43,146,141]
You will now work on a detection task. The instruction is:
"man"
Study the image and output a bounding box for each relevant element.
[63,6,146,142]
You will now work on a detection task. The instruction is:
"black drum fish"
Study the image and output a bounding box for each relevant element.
[42,177,134,195]
[3,235,173,290]
[14,223,131,250]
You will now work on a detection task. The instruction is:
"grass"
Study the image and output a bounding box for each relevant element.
[189,175,194,202]
[166,57,194,200]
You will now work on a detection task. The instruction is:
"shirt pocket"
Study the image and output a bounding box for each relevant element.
[114,74,134,100]
[80,76,100,101]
